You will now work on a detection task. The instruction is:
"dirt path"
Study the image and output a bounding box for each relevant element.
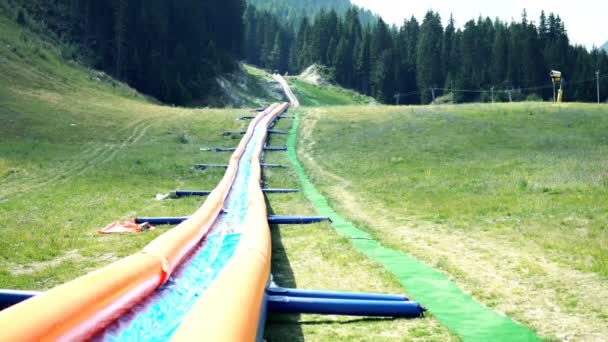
[298,109,608,341]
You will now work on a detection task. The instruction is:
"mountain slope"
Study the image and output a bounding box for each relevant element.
[4,0,245,106]
[602,41,608,52]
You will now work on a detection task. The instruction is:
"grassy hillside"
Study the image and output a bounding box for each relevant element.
[0,9,241,288]
[298,103,608,340]
[288,78,374,106]
[0,10,454,340]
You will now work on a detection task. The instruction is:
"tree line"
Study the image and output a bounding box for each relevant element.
[246,6,608,104]
[13,0,246,105]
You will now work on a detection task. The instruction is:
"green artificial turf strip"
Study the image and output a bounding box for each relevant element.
[287,114,540,342]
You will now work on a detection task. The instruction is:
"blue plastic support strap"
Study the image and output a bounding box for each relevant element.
[267,287,409,302]
[134,216,331,226]
[0,290,39,310]
[267,296,425,318]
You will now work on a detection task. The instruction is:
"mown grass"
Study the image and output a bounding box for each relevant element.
[263,116,455,341]
[0,10,245,288]
[0,9,455,340]
[298,103,608,340]
[304,103,608,276]
[289,79,373,107]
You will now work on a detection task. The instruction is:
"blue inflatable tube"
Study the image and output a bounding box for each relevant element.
[267,216,332,225]
[267,287,409,302]
[267,296,425,318]
[135,216,332,226]
[0,290,39,310]
[174,189,298,198]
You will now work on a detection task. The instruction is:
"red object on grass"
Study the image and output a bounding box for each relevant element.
[98,220,155,234]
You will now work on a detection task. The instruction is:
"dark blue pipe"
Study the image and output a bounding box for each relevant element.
[267,216,332,225]
[135,216,331,226]
[221,131,247,136]
[174,189,298,198]
[195,164,284,170]
[222,130,286,136]
[267,296,425,318]
[135,217,188,225]
[256,293,269,342]
[194,164,228,170]
[263,146,287,152]
[0,290,39,310]
[267,287,409,302]
[263,189,299,194]
[210,148,237,152]
[239,115,291,120]
[206,147,287,153]
[175,190,212,197]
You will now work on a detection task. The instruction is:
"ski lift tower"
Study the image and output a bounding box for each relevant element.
[550,70,563,103]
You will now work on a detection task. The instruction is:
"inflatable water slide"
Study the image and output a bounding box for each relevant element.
[0,93,424,340]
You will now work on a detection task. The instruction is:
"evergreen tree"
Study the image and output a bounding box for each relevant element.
[416,11,443,103]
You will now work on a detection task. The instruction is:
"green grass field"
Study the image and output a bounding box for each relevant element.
[297,103,608,340]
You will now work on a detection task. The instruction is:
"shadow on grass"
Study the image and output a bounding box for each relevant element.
[264,194,305,341]
[269,317,399,326]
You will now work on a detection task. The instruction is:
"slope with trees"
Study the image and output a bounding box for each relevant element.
[9,0,246,106]
[245,5,608,104]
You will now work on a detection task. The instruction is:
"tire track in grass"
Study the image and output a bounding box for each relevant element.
[0,119,153,198]
[287,114,540,342]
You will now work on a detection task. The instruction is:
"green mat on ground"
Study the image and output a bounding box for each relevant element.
[287,114,539,342]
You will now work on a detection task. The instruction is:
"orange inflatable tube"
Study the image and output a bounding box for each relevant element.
[172,102,290,342]
[0,103,287,340]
